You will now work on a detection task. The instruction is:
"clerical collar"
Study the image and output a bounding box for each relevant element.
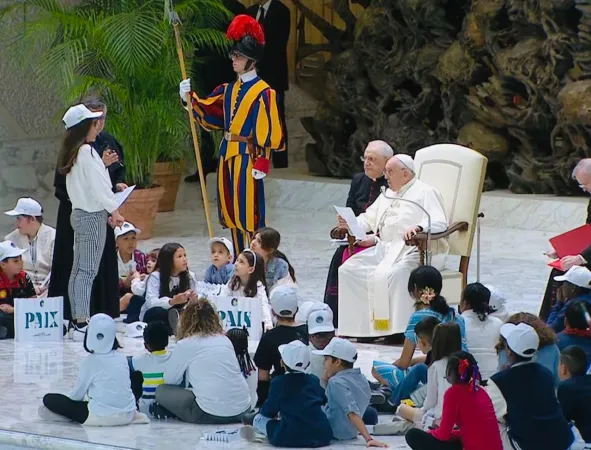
[260,0,273,13]
[239,70,257,83]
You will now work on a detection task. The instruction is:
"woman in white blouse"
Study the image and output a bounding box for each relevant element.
[58,104,125,335]
[460,283,503,379]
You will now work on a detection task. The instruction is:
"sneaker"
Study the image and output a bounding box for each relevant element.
[202,430,241,442]
[168,309,180,337]
[149,402,177,419]
[240,425,267,443]
[241,410,258,425]
[70,323,88,342]
[38,406,71,422]
[372,418,413,436]
[370,390,386,405]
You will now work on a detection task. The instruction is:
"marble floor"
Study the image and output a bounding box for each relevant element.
[0,181,564,449]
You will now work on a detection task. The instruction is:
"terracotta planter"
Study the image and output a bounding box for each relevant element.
[119,186,165,240]
[153,161,185,212]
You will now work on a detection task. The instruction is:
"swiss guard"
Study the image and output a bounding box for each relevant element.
[179,15,285,255]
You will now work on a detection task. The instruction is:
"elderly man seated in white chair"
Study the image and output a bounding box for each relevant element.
[336,154,449,337]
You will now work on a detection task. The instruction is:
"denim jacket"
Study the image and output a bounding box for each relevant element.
[265,257,289,290]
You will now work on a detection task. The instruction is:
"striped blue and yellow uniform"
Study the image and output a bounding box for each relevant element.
[130,350,171,415]
[190,74,284,255]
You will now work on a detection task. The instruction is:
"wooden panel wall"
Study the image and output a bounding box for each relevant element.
[239,0,363,82]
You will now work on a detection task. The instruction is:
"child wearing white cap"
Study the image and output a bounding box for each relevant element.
[307,305,336,388]
[547,266,591,333]
[58,104,125,332]
[0,241,36,339]
[39,314,148,426]
[241,340,333,447]
[253,286,308,406]
[489,322,576,450]
[485,285,509,322]
[205,237,234,285]
[4,197,55,294]
[114,222,148,314]
[314,338,388,447]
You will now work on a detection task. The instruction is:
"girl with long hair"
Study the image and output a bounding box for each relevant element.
[221,249,272,330]
[59,104,125,336]
[152,299,251,423]
[142,243,196,328]
[460,283,503,380]
[250,227,296,291]
[227,327,258,410]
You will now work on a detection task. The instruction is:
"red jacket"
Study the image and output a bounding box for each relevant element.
[0,270,36,306]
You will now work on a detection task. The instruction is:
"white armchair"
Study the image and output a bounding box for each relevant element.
[411,144,487,305]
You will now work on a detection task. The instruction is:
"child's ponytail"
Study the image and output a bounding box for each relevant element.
[274,250,296,282]
[447,351,482,391]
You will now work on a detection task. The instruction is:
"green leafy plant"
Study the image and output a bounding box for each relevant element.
[0,0,231,188]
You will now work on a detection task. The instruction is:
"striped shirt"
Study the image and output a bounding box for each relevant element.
[130,350,171,415]
[405,308,468,350]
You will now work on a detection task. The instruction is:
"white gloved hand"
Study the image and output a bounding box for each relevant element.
[179,78,191,102]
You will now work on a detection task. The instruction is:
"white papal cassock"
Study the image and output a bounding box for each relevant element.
[338,178,449,336]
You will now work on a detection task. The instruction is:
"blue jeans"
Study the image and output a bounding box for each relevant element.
[391,363,428,406]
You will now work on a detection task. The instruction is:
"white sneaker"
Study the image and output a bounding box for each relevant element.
[71,323,88,342]
[202,430,241,442]
[38,406,71,422]
[240,425,267,443]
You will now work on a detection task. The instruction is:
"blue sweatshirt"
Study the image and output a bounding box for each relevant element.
[558,375,591,443]
[204,263,234,285]
[491,362,573,450]
[547,293,591,333]
[260,373,333,448]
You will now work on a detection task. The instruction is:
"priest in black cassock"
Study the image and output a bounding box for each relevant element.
[324,141,393,326]
[49,98,124,321]
[540,158,591,320]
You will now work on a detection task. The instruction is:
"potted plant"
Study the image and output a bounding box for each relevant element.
[153,142,188,212]
[1,0,229,236]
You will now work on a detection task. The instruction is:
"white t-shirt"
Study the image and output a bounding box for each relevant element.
[220,280,272,330]
[117,252,137,279]
[141,271,197,320]
[461,310,503,379]
[163,334,251,417]
[422,357,451,419]
[70,351,137,420]
[245,368,258,410]
[309,342,327,389]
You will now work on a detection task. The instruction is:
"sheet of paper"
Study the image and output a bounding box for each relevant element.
[330,239,350,247]
[114,185,136,208]
[333,206,367,239]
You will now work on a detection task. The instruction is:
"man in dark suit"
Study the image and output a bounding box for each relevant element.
[247,0,291,169]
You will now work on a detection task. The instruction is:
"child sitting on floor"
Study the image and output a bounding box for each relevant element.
[143,243,197,331]
[220,248,272,330]
[254,286,308,406]
[0,240,36,339]
[115,222,147,312]
[397,322,462,426]
[241,340,333,447]
[486,285,509,322]
[205,237,234,285]
[227,327,258,410]
[557,300,591,363]
[490,322,575,450]
[314,338,388,448]
[129,321,171,416]
[558,345,591,443]
[39,314,149,426]
[405,351,503,450]
[250,228,296,292]
[129,248,159,298]
[307,305,336,388]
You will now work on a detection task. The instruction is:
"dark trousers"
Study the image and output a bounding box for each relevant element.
[405,428,463,450]
[324,246,346,327]
[272,91,288,169]
[540,268,562,320]
[43,393,89,424]
[0,311,14,338]
[122,295,146,324]
[363,406,378,425]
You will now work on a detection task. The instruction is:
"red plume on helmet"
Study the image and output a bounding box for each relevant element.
[226,15,265,45]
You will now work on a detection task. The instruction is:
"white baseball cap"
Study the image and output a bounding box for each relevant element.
[208,237,234,261]
[5,198,43,217]
[485,285,506,311]
[0,240,27,261]
[125,321,147,338]
[114,222,141,239]
[62,104,104,129]
[308,308,335,335]
[313,337,358,363]
[279,340,310,372]
[270,286,299,317]
[500,323,539,358]
[554,266,591,289]
[86,314,117,354]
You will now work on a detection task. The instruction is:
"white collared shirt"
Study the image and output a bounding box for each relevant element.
[239,69,258,83]
[256,0,272,21]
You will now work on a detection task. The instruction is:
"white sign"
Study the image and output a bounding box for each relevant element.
[14,296,63,343]
[114,185,136,208]
[208,295,263,341]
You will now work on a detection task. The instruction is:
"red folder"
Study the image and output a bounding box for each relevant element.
[549,224,591,259]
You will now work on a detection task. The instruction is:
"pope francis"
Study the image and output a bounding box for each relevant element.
[337,154,449,336]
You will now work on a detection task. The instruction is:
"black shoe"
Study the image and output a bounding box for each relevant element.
[168,308,180,337]
[368,381,381,390]
[370,390,386,405]
[184,172,200,183]
[149,403,177,419]
[0,326,8,340]
[241,409,258,426]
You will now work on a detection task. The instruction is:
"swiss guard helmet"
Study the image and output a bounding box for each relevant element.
[226,14,265,62]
